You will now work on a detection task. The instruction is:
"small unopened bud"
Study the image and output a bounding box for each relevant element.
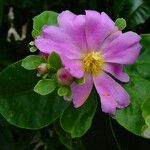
[37,63,48,75]
[57,68,73,85]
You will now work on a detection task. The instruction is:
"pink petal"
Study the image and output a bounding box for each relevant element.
[93,72,130,114]
[71,75,93,108]
[58,10,88,51]
[42,26,82,59]
[85,11,115,50]
[35,37,64,54]
[103,63,129,82]
[100,30,122,53]
[103,31,141,64]
[62,56,84,78]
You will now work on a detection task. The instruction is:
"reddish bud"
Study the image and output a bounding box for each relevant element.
[57,68,73,85]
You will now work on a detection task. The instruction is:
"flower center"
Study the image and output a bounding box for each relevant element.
[82,51,104,75]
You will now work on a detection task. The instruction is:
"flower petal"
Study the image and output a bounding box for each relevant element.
[103,63,129,82]
[71,75,93,108]
[100,30,122,53]
[93,72,130,114]
[42,26,82,58]
[58,10,88,51]
[85,11,115,50]
[103,31,141,64]
[35,37,64,54]
[62,56,84,78]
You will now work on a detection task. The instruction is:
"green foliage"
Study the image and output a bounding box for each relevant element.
[34,79,57,95]
[0,61,69,129]
[54,121,84,150]
[54,121,73,149]
[141,34,150,49]
[29,46,37,52]
[57,86,71,97]
[114,34,150,137]
[112,0,150,28]
[127,2,150,28]
[114,76,150,136]
[22,55,45,70]
[0,0,150,148]
[48,52,62,70]
[32,11,58,37]
[74,77,85,85]
[60,91,98,138]
[142,96,150,127]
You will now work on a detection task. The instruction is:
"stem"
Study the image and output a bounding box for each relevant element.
[109,116,122,150]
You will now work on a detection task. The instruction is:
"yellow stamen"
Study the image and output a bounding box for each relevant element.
[82,51,105,75]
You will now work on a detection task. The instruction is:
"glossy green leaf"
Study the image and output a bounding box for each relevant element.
[141,96,150,126]
[74,77,85,85]
[21,55,45,70]
[54,120,84,149]
[32,11,58,37]
[60,91,97,138]
[112,0,150,28]
[127,2,150,28]
[135,35,150,79]
[48,52,62,70]
[29,46,37,52]
[114,76,150,136]
[54,120,72,149]
[32,29,40,38]
[34,79,57,95]
[112,0,143,18]
[136,53,150,80]
[0,61,69,129]
[115,18,126,30]
[57,86,71,97]
[141,34,150,49]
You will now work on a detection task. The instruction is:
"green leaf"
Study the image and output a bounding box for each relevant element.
[57,86,71,97]
[54,120,72,149]
[114,75,150,136]
[0,61,69,129]
[54,120,84,149]
[48,52,62,70]
[112,0,150,28]
[135,35,150,79]
[29,41,35,46]
[60,91,97,138]
[141,34,150,49]
[32,11,58,37]
[112,0,143,18]
[115,18,126,30]
[127,2,150,28]
[141,96,150,127]
[21,55,45,70]
[32,29,40,38]
[74,77,85,85]
[29,46,37,52]
[34,79,57,95]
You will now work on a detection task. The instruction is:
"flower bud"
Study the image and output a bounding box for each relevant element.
[37,63,48,75]
[57,68,73,85]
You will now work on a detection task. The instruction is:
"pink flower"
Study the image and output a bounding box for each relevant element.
[35,10,141,114]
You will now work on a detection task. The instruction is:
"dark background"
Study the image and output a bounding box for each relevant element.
[0,0,150,149]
